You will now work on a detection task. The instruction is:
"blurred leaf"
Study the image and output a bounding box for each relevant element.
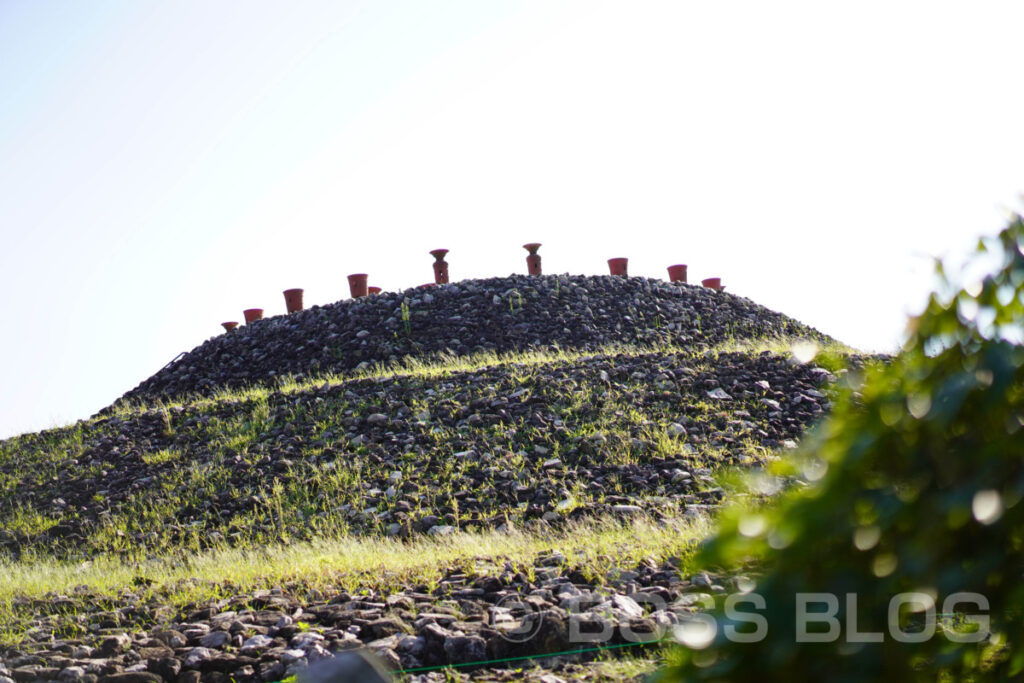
[661,215,1024,682]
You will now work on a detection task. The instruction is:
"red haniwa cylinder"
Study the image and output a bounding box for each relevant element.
[430,249,449,284]
[607,257,628,277]
[283,288,304,313]
[701,277,723,291]
[348,273,369,298]
[667,264,687,283]
[523,243,542,276]
[368,286,382,295]
[221,321,239,332]
[243,308,263,323]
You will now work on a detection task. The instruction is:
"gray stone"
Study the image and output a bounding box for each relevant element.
[395,635,426,656]
[97,674,163,683]
[670,469,691,483]
[692,572,713,588]
[443,635,486,664]
[183,647,214,669]
[240,634,273,652]
[610,594,645,619]
[98,634,131,657]
[198,630,229,649]
[291,631,325,649]
[58,668,86,683]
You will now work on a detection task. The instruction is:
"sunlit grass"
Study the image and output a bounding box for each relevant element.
[140,448,181,466]
[111,335,855,420]
[711,336,859,360]
[0,515,709,643]
[1,504,61,537]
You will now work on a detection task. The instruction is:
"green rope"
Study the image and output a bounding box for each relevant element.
[398,636,667,675]
[274,613,974,680]
[270,636,668,681]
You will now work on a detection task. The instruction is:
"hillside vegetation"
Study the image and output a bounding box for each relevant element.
[0,276,856,682]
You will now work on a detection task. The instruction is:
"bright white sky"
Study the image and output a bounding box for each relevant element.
[2,0,1023,439]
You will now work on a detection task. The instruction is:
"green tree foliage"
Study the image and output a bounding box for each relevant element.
[662,216,1024,681]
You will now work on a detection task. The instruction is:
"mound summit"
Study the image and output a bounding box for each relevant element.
[115,274,829,407]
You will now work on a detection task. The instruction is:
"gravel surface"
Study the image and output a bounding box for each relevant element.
[0,551,735,683]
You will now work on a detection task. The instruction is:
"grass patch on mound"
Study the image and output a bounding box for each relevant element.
[0,515,708,644]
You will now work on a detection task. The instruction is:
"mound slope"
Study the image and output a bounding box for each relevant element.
[2,347,835,560]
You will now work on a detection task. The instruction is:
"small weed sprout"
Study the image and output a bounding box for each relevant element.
[507,289,524,314]
[400,300,412,336]
[160,408,174,438]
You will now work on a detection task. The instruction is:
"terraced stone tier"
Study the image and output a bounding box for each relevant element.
[0,348,840,560]
[113,275,830,407]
